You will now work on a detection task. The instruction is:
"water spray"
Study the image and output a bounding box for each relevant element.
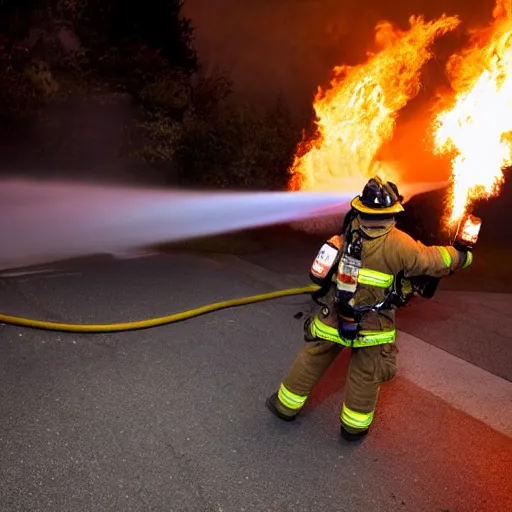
[0,179,355,271]
[0,178,449,272]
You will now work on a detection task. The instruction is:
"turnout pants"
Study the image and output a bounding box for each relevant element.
[275,340,397,433]
[274,294,398,433]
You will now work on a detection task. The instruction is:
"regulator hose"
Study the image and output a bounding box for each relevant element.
[0,284,320,334]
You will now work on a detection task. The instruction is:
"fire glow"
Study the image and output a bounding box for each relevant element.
[289,1,511,226]
[432,0,512,225]
[288,15,460,194]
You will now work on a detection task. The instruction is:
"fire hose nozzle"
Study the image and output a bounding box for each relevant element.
[453,214,482,252]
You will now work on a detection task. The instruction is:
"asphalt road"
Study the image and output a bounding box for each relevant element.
[1,252,511,512]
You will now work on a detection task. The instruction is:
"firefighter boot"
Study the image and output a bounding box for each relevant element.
[266,392,297,422]
[340,424,369,442]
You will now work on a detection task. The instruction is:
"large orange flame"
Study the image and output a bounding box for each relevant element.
[432,0,512,225]
[288,15,460,193]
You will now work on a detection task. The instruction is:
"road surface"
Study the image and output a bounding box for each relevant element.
[0,251,511,512]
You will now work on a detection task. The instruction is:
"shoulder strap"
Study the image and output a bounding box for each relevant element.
[341,208,356,233]
[342,208,371,246]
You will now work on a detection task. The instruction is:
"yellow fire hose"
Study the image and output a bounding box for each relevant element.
[0,284,320,333]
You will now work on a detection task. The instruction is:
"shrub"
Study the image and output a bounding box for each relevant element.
[135,69,302,190]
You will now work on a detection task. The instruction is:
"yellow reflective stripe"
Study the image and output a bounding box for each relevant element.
[357,329,396,345]
[463,251,473,269]
[437,247,452,268]
[311,317,395,347]
[278,384,307,410]
[311,316,345,344]
[341,404,374,429]
[358,268,394,288]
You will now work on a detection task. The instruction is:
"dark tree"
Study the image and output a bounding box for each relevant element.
[0,0,34,42]
[77,0,197,88]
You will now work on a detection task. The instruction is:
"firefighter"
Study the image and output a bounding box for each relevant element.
[266,177,473,441]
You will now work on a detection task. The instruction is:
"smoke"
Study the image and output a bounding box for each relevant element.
[184,0,497,112]
[183,0,499,191]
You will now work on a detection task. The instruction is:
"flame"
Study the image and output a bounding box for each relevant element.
[288,15,460,193]
[432,0,512,225]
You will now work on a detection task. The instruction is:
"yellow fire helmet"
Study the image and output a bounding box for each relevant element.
[351,176,405,215]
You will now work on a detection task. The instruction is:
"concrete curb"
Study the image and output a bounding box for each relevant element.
[398,332,512,437]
